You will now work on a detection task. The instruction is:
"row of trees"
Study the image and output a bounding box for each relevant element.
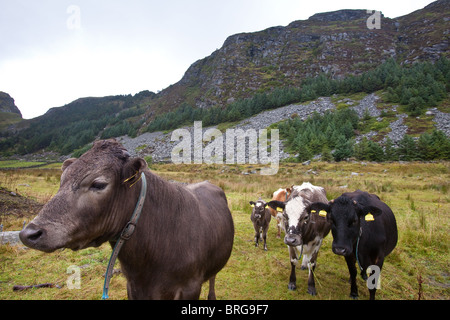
[146,57,450,133]
[279,109,450,162]
[0,95,147,156]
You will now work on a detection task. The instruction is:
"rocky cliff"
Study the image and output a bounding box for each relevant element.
[0,91,22,117]
[146,0,449,117]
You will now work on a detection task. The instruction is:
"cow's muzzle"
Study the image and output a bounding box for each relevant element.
[332,244,352,256]
[284,234,301,247]
[20,223,56,253]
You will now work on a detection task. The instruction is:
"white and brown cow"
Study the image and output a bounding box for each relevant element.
[268,187,292,238]
[268,182,330,296]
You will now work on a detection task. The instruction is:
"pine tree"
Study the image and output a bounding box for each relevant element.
[367,140,385,162]
[333,135,353,161]
[297,145,313,162]
[398,135,418,161]
[321,144,333,162]
[383,137,397,161]
[417,133,433,160]
[429,130,450,160]
[354,137,369,160]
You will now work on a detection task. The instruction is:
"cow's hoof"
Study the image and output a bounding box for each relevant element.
[307,287,317,296]
[288,283,296,291]
[350,293,358,300]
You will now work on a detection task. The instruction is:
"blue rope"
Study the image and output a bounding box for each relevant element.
[356,226,363,272]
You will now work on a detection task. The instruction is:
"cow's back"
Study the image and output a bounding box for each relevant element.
[344,190,397,256]
[186,181,234,277]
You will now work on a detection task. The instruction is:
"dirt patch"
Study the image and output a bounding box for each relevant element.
[0,187,43,226]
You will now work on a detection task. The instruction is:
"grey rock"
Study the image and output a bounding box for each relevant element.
[1,231,22,246]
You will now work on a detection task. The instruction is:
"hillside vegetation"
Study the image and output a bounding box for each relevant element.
[1,58,449,159]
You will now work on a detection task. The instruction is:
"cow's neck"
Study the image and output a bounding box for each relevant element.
[111,170,191,276]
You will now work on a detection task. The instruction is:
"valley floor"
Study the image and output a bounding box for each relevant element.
[0,161,448,300]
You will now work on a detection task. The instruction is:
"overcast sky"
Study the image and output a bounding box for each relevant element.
[0,0,436,119]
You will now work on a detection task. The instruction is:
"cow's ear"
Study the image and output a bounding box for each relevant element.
[122,157,147,186]
[249,201,256,208]
[267,200,285,212]
[61,158,77,172]
[356,203,383,221]
[307,202,330,218]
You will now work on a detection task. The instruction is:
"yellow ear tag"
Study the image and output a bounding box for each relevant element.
[250,204,255,207]
[310,210,316,213]
[365,213,375,221]
[319,210,327,217]
[276,207,283,212]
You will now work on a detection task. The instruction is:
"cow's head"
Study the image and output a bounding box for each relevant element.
[307,195,382,256]
[268,190,312,247]
[19,140,147,253]
[249,200,268,221]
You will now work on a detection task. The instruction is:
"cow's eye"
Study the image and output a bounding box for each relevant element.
[90,181,107,191]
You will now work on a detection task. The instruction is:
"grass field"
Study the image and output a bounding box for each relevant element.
[0,161,449,300]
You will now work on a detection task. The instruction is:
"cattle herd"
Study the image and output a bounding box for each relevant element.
[19,139,398,300]
[252,183,398,300]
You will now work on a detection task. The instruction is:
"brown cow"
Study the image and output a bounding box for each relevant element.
[20,139,234,300]
[268,187,292,238]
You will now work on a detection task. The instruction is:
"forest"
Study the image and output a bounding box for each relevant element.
[278,109,450,162]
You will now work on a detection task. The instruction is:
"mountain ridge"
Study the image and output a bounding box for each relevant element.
[148,0,448,117]
[0,1,449,158]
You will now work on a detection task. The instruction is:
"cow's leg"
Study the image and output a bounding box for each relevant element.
[207,276,216,300]
[177,283,202,300]
[307,260,317,296]
[345,254,358,299]
[367,257,384,300]
[276,216,281,239]
[288,246,297,290]
[254,228,260,247]
[306,240,322,296]
[262,227,268,251]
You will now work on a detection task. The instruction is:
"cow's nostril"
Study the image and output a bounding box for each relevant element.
[19,225,44,245]
[333,246,347,256]
[28,229,43,241]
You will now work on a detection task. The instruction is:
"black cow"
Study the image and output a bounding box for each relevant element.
[308,190,397,300]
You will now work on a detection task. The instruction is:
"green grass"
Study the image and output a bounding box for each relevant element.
[0,161,449,300]
[0,161,47,169]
